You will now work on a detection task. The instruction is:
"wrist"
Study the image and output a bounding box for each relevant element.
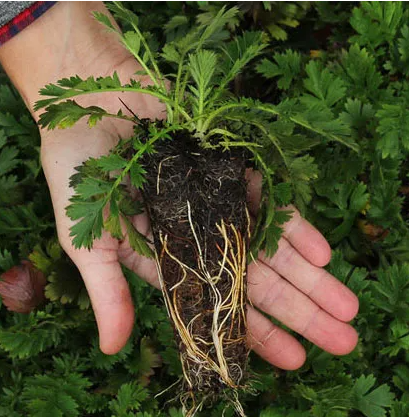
[0,2,136,120]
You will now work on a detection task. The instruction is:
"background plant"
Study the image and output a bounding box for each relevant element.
[1,2,409,416]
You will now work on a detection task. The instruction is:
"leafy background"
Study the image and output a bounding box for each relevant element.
[1,2,409,416]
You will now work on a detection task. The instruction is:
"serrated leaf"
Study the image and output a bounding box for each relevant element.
[0,146,19,176]
[353,375,394,417]
[302,61,346,108]
[125,337,162,386]
[381,321,409,356]
[66,199,105,249]
[0,314,64,358]
[38,101,108,130]
[122,216,153,258]
[93,11,117,31]
[96,154,128,172]
[104,198,123,240]
[337,44,383,98]
[217,31,266,93]
[74,178,112,199]
[88,338,132,371]
[130,162,147,189]
[350,2,404,49]
[372,263,409,321]
[109,382,148,415]
[256,50,301,90]
[339,98,375,132]
[188,49,218,117]
[376,104,409,158]
[22,374,91,417]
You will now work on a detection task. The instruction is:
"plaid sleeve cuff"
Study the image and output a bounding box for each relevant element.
[0,1,56,46]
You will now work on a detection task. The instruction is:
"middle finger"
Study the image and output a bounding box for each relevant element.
[259,238,359,322]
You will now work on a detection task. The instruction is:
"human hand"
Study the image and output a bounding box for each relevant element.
[40,114,359,365]
[0,1,359,369]
[42,123,359,368]
[245,171,359,369]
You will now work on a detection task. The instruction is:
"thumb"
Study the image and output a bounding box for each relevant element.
[71,246,135,355]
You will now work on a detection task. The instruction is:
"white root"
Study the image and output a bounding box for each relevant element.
[154,200,249,417]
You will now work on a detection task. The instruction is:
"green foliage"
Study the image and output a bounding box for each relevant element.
[0,312,66,359]
[109,382,148,416]
[256,50,301,90]
[22,373,91,417]
[376,105,409,158]
[353,375,395,417]
[2,1,409,417]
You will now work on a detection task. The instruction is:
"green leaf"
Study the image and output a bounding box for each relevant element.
[350,2,404,49]
[375,104,409,158]
[371,263,409,321]
[0,314,64,359]
[104,197,123,240]
[35,73,167,112]
[45,268,89,310]
[0,129,6,148]
[391,402,409,417]
[22,374,91,417]
[122,216,153,258]
[125,337,162,386]
[161,44,181,64]
[339,98,376,133]
[381,320,409,356]
[109,382,148,416]
[353,375,394,417]
[96,154,128,172]
[196,6,239,50]
[122,30,142,57]
[337,45,382,99]
[92,11,117,31]
[66,199,105,249]
[217,31,266,93]
[37,101,109,130]
[315,182,369,244]
[188,50,218,118]
[0,146,19,176]
[288,155,318,210]
[88,338,133,371]
[74,178,112,199]
[256,50,301,90]
[302,61,346,108]
[328,251,369,294]
[164,15,189,33]
[130,162,147,189]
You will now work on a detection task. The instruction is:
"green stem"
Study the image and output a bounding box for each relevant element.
[202,102,359,152]
[101,124,189,208]
[173,53,187,124]
[115,2,166,91]
[37,87,169,108]
[121,38,160,89]
[37,87,191,122]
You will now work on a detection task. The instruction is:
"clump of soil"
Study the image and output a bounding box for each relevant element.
[141,131,250,410]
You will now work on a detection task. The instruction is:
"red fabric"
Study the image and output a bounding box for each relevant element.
[0,1,56,45]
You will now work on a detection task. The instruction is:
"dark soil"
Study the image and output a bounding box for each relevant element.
[141,131,250,398]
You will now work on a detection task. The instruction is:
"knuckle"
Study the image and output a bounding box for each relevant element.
[300,306,321,336]
[271,240,295,270]
[256,278,287,313]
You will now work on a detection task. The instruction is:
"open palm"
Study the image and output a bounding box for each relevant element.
[40,87,359,371]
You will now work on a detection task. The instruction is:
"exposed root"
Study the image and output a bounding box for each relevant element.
[142,133,251,415]
[155,200,248,393]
